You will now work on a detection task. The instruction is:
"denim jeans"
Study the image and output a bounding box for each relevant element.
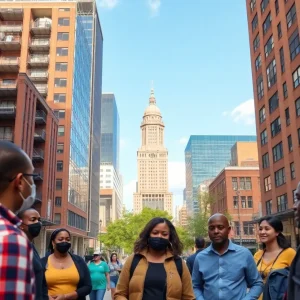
[89,289,106,300]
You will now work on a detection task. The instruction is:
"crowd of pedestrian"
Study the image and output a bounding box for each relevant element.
[1,140,300,299]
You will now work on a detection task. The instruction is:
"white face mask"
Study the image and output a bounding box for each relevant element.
[18,177,36,212]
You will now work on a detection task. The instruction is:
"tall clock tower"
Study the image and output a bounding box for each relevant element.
[133,89,173,215]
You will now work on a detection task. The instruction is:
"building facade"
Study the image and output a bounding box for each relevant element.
[0,0,103,255]
[246,0,300,246]
[133,89,173,215]
[0,72,58,254]
[178,202,188,227]
[185,136,257,216]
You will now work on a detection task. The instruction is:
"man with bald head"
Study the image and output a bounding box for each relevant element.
[192,213,263,300]
[0,141,36,299]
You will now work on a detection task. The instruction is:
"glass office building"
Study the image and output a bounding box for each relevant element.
[185,135,257,215]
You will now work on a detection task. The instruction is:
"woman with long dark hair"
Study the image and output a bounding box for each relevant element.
[108,252,122,299]
[254,216,296,299]
[41,228,92,300]
[115,217,195,300]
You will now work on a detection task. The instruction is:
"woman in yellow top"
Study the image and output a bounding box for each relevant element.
[41,228,92,300]
[254,216,296,300]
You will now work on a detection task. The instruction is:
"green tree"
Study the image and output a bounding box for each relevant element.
[176,226,194,250]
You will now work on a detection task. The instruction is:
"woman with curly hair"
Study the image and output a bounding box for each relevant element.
[114,217,195,300]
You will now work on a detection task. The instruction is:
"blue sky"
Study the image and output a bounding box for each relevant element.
[97,0,257,212]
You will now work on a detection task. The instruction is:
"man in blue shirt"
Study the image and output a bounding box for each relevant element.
[186,237,205,275]
[192,214,263,300]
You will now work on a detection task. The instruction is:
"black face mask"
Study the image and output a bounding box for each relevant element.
[55,242,71,254]
[27,222,42,238]
[148,237,169,251]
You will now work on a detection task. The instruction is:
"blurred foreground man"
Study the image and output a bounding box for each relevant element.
[192,213,263,300]
[186,237,205,275]
[0,141,35,299]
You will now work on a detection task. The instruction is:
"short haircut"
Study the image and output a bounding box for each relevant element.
[195,237,205,249]
[0,141,31,194]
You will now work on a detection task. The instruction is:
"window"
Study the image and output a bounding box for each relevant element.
[253,33,260,52]
[288,135,293,152]
[243,222,254,235]
[291,162,296,179]
[275,168,286,187]
[241,196,246,208]
[269,92,278,113]
[54,78,67,87]
[55,197,62,207]
[57,143,64,153]
[252,14,258,31]
[240,177,252,190]
[68,211,87,231]
[277,22,282,39]
[261,0,269,13]
[57,160,63,172]
[232,177,238,190]
[280,47,285,73]
[289,29,300,60]
[55,62,68,71]
[271,117,281,137]
[0,126,13,140]
[266,200,272,215]
[296,98,300,116]
[234,221,240,236]
[250,0,256,12]
[259,106,266,123]
[286,3,297,29]
[257,74,264,100]
[58,126,65,136]
[54,213,61,225]
[56,47,68,56]
[57,32,69,41]
[54,109,65,119]
[58,17,70,26]
[233,196,238,209]
[275,0,279,15]
[273,142,283,162]
[54,93,66,103]
[285,108,290,125]
[264,176,272,192]
[56,179,62,190]
[267,59,277,88]
[255,54,262,70]
[283,82,288,98]
[263,13,272,35]
[59,8,70,11]
[277,194,288,212]
[262,152,270,168]
[248,196,253,208]
[261,129,268,145]
[293,66,300,88]
[264,35,274,57]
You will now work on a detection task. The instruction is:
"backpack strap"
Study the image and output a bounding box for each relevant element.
[129,254,143,280]
[174,256,183,278]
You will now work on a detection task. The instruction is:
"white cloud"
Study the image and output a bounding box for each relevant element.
[98,0,119,9]
[178,137,188,145]
[147,0,161,17]
[223,99,255,126]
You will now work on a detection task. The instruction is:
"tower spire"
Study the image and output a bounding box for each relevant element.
[149,82,156,104]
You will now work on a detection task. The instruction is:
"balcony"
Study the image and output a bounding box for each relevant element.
[30,19,51,36]
[0,8,23,21]
[0,57,19,72]
[34,169,44,181]
[0,103,16,119]
[35,84,48,96]
[35,110,47,124]
[0,35,21,50]
[0,132,13,142]
[29,39,50,52]
[34,129,46,142]
[0,21,22,33]
[29,70,48,82]
[0,81,17,97]
[28,55,49,67]
[32,148,44,162]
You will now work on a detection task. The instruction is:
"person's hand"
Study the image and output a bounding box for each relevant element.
[107,284,111,291]
[49,297,56,300]
[52,295,66,300]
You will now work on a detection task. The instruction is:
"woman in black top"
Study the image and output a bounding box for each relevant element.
[18,208,48,300]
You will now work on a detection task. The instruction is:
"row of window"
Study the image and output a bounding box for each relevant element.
[234,221,254,236]
[265,193,288,215]
[231,177,252,190]
[233,196,253,209]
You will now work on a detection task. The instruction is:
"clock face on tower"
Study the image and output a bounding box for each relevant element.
[149,153,157,158]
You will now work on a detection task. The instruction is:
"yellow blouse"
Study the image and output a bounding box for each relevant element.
[254,247,296,300]
[45,258,80,296]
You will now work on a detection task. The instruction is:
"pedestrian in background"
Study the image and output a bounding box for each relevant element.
[254,216,295,300]
[186,237,205,275]
[41,228,92,300]
[115,217,195,300]
[108,252,122,299]
[18,208,48,299]
[0,141,36,299]
[88,251,110,300]
[192,213,263,300]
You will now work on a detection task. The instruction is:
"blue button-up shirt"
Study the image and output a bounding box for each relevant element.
[192,240,263,300]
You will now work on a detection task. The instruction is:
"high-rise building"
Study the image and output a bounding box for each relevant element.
[133,89,173,215]
[185,136,257,216]
[178,202,188,227]
[0,0,103,255]
[246,0,300,244]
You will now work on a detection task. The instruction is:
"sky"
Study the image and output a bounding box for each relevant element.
[97,0,257,212]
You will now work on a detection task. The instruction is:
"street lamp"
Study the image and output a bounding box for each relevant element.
[235,190,243,246]
[99,219,102,251]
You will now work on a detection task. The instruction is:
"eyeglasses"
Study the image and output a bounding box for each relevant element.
[9,173,39,182]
